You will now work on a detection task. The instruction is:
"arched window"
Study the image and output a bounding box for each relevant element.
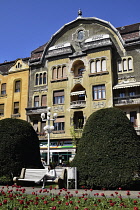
[118,60,122,72]
[128,58,132,71]
[57,66,62,79]
[35,74,39,85]
[77,30,84,40]
[90,61,96,73]
[62,66,67,78]
[96,60,100,72]
[39,73,42,85]
[101,59,106,71]
[123,59,127,71]
[43,72,46,84]
[52,67,57,79]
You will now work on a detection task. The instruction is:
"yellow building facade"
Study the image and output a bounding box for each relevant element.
[0,58,29,120]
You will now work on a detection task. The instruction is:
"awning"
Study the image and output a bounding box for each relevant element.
[70,90,85,96]
[113,81,140,89]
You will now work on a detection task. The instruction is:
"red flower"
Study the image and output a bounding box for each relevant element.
[19,200,24,204]
[51,207,56,210]
[118,187,122,190]
[44,201,48,204]
[126,191,131,196]
[84,208,89,210]
[69,200,73,204]
[51,198,55,201]
[75,190,78,194]
[110,203,115,206]
[134,207,139,210]
[90,188,93,191]
[3,200,7,204]
[77,200,80,203]
[101,193,105,197]
[134,200,137,204]
[110,193,114,197]
[0,203,2,206]
[57,201,61,204]
[75,207,79,209]
[65,202,69,206]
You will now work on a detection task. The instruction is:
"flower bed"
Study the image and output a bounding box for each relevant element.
[0,185,140,209]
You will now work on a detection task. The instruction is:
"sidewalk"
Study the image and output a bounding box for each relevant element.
[1,185,140,199]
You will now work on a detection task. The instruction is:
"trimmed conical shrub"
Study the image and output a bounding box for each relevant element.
[72,108,140,189]
[0,118,43,178]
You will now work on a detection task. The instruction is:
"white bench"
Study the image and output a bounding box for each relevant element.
[13,168,66,189]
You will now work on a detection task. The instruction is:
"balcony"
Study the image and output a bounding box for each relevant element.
[114,95,140,106]
[26,106,47,115]
[70,100,86,109]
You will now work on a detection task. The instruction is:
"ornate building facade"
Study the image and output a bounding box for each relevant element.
[1,11,140,164]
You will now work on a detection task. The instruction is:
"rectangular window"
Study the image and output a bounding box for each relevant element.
[53,90,64,104]
[41,95,47,106]
[130,111,137,126]
[93,85,106,100]
[14,102,19,114]
[54,117,65,132]
[129,88,135,97]
[34,96,39,107]
[1,83,6,95]
[15,80,20,92]
[0,104,4,116]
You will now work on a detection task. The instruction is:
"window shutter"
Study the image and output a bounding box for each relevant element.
[41,95,47,106]
[52,67,57,79]
[1,83,6,91]
[62,66,67,78]
[54,91,64,97]
[34,96,39,102]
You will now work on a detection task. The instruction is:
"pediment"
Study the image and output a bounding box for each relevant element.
[44,17,125,59]
[9,59,29,73]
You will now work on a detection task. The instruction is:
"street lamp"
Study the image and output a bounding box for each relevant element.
[41,107,57,166]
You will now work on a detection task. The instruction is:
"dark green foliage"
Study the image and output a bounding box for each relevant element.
[72,108,140,189]
[0,118,43,178]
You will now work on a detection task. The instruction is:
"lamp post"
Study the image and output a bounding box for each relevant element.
[41,107,57,166]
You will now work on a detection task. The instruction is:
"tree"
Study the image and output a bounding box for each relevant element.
[71,108,140,189]
[0,118,43,178]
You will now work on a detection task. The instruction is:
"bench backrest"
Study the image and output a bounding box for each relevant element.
[24,169,48,180]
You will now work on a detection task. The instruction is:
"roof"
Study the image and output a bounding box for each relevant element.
[29,19,140,65]
[0,57,30,75]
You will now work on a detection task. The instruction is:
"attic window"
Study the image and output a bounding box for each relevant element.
[16,62,22,68]
[77,30,84,40]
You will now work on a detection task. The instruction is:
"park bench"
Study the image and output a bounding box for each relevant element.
[13,168,66,189]
[13,167,77,189]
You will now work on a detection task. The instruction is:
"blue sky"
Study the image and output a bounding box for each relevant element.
[0,0,140,63]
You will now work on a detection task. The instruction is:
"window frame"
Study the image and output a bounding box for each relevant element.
[118,57,133,73]
[92,84,106,100]
[1,83,6,95]
[15,80,21,92]
[0,104,4,116]
[53,90,64,105]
